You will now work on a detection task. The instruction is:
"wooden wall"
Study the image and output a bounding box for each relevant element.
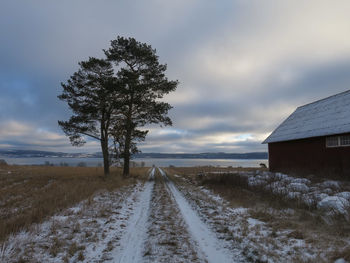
[268,134,350,179]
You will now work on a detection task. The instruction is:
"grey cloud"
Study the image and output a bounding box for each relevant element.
[1,1,350,153]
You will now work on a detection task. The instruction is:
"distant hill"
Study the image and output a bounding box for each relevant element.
[0,149,267,159]
[0,149,95,158]
[134,152,268,159]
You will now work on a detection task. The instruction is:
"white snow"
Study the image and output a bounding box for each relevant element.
[290,178,311,185]
[2,167,349,262]
[247,217,264,227]
[248,176,266,187]
[109,181,154,263]
[174,172,319,262]
[322,180,341,190]
[336,192,350,201]
[317,196,350,215]
[0,168,160,263]
[287,191,301,199]
[0,184,145,263]
[158,168,238,263]
[274,172,289,180]
[288,183,309,193]
[149,167,155,180]
[313,192,329,202]
[82,186,145,263]
[238,170,350,218]
[334,258,348,263]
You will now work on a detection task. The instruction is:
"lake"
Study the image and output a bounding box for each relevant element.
[0,157,268,168]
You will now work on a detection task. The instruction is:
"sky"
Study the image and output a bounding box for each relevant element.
[1,0,350,153]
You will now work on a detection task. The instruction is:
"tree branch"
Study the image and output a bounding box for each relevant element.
[78,131,101,141]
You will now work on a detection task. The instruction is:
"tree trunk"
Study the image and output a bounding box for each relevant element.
[123,152,130,177]
[123,98,133,177]
[101,138,110,176]
[123,127,131,177]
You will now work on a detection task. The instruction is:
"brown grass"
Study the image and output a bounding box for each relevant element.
[332,246,350,261]
[201,173,296,209]
[169,168,312,210]
[0,164,148,242]
[165,167,350,252]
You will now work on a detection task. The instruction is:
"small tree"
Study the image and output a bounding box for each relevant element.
[58,57,117,176]
[105,37,178,176]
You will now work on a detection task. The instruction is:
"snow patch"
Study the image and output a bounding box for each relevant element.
[317,196,350,215]
[288,183,309,193]
[336,192,350,201]
[322,180,341,190]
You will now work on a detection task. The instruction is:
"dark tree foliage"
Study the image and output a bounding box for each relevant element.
[58,57,117,176]
[105,37,178,176]
[58,37,177,177]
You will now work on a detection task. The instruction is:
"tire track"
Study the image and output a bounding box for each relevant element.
[159,167,240,263]
[144,168,203,263]
[108,171,154,263]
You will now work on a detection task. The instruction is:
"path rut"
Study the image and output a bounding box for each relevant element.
[159,168,240,263]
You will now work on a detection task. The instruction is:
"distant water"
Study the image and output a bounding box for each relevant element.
[0,157,268,168]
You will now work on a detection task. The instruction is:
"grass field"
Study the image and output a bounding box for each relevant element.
[165,167,350,261]
[1,165,350,262]
[0,164,148,242]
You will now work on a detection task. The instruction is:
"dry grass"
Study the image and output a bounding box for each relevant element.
[169,167,315,210]
[201,173,295,209]
[168,168,279,208]
[166,167,350,254]
[332,246,350,262]
[0,164,148,242]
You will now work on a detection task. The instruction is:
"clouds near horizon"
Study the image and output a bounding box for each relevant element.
[1,1,350,153]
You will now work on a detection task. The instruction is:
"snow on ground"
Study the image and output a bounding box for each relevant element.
[108,180,153,263]
[1,183,143,262]
[168,170,330,262]
[242,171,350,218]
[144,170,202,262]
[159,168,245,263]
[148,167,155,180]
[1,168,249,263]
[0,173,156,263]
[317,196,350,218]
[2,167,349,263]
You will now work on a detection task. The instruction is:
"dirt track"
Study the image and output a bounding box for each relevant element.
[2,168,344,262]
[107,167,241,263]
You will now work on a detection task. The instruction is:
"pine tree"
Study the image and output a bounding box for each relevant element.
[105,37,178,176]
[58,57,117,176]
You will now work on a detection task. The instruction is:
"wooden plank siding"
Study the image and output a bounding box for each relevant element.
[268,133,350,179]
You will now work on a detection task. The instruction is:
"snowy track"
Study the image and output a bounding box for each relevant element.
[110,180,154,263]
[159,168,239,263]
[1,168,246,262]
[3,167,349,262]
[144,169,202,262]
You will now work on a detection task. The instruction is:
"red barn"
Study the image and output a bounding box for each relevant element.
[263,90,350,178]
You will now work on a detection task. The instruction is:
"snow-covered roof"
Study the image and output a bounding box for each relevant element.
[263,90,350,144]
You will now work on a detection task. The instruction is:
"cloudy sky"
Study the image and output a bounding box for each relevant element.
[1,1,350,153]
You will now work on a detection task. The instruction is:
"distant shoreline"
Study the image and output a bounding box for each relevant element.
[0,157,267,168]
[0,150,267,160]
